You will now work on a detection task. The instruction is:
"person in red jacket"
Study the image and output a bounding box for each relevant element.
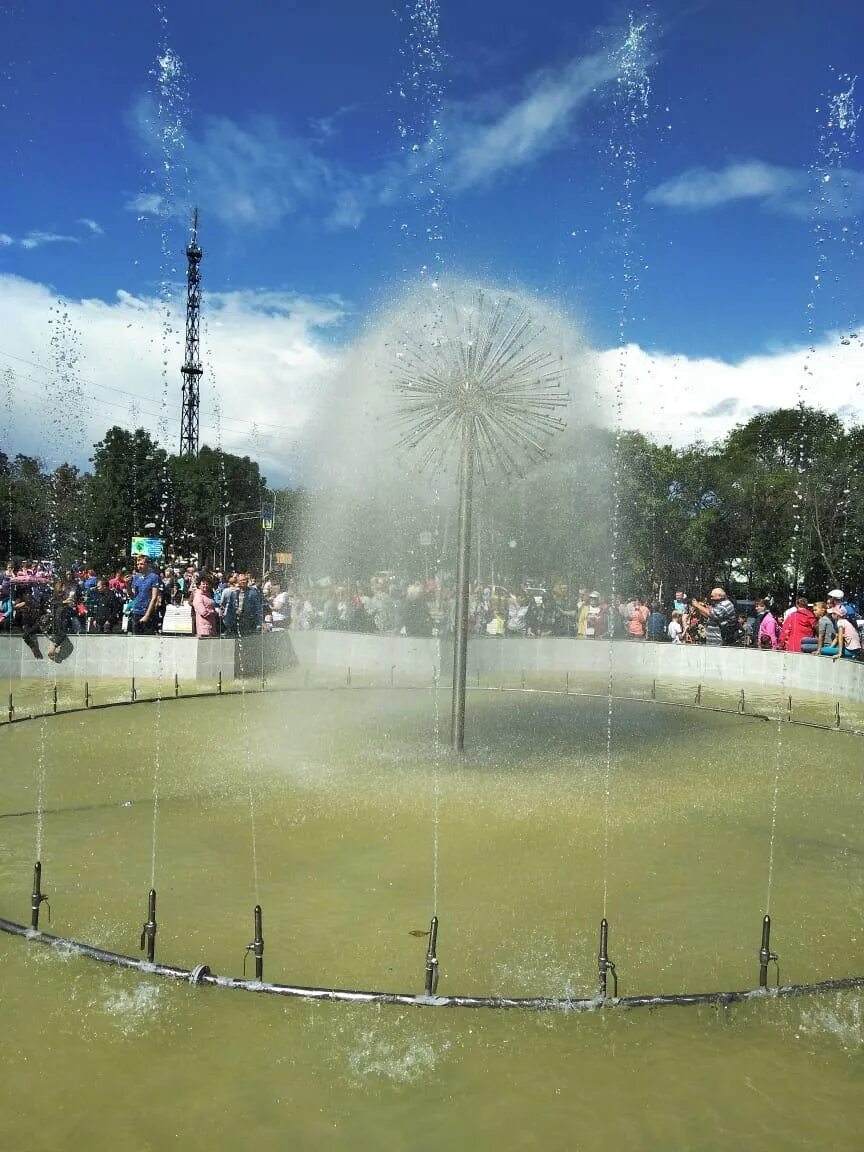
[778,596,817,653]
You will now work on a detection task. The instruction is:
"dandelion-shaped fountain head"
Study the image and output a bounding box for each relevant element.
[390,285,569,480]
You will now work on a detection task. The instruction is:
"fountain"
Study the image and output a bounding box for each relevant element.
[388,282,568,748]
[1,9,863,1152]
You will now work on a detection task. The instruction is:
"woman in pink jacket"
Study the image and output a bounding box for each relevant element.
[191,576,220,637]
[756,600,780,650]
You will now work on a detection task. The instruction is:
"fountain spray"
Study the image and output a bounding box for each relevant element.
[390,284,568,749]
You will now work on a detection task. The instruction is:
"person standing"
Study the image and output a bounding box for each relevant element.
[129,554,161,635]
[191,576,220,637]
[667,611,684,644]
[690,587,739,646]
[778,597,817,653]
[88,577,123,633]
[220,572,263,636]
[628,596,649,640]
[755,599,780,650]
[646,602,668,642]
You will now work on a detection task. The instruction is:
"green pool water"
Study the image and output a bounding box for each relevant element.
[0,687,862,1151]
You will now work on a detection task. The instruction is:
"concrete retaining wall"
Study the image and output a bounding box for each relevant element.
[0,632,293,684]
[289,631,864,704]
[3,629,862,703]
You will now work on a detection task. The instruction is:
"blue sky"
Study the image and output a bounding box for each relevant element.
[1,0,863,481]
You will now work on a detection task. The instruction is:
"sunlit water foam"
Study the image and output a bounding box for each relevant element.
[347,1026,450,1084]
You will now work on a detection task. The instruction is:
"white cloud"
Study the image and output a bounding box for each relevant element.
[647,159,864,218]
[127,192,165,216]
[4,272,858,493]
[19,230,81,250]
[446,50,622,192]
[599,336,864,446]
[128,98,355,231]
[78,218,104,236]
[1,223,103,250]
[0,273,345,486]
[124,30,638,232]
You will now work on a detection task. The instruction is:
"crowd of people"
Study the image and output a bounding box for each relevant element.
[454,583,864,662]
[1,556,272,661]
[2,559,862,665]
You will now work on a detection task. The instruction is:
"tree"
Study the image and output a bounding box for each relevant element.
[168,444,267,571]
[86,427,167,570]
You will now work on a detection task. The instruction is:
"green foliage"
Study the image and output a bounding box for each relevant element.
[86,427,168,570]
[1,408,861,606]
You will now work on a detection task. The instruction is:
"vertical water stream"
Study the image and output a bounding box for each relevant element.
[599,15,652,919]
[765,73,861,914]
[396,0,446,919]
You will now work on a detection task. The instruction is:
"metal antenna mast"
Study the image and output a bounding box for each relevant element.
[180,206,203,457]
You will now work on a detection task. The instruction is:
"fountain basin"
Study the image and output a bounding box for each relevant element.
[1,684,862,1149]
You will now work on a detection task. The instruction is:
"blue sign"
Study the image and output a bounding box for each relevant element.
[131,536,164,560]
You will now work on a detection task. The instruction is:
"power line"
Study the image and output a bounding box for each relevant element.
[0,346,300,435]
[0,364,289,449]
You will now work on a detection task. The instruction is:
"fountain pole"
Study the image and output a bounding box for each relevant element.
[450,419,476,751]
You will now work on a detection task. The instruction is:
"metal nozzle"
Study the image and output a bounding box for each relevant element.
[140,888,157,963]
[31,861,49,931]
[424,915,439,996]
[598,917,618,999]
[244,904,264,982]
[759,914,778,988]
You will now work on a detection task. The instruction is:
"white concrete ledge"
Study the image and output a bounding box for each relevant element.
[288,631,864,705]
[0,633,293,683]
[3,630,861,705]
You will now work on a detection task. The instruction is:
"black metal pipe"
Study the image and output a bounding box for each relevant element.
[4,913,864,1011]
[140,888,157,963]
[174,673,179,698]
[30,861,48,930]
[52,686,58,714]
[131,677,137,703]
[217,670,222,694]
[759,913,777,988]
[424,915,439,995]
[84,681,90,709]
[7,692,13,723]
[598,917,618,999]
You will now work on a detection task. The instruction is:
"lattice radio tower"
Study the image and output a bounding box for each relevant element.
[179,206,203,457]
